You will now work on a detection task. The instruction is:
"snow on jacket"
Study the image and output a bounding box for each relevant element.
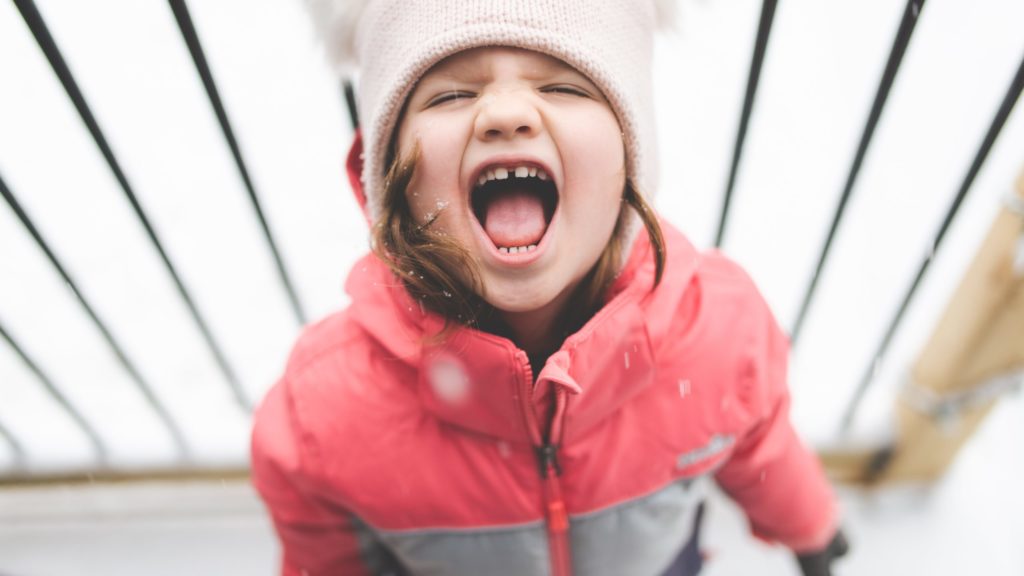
[251,220,838,576]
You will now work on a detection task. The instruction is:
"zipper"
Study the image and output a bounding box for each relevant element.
[517,352,573,576]
[538,436,572,576]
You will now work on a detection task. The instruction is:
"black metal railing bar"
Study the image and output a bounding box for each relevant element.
[714,0,778,248]
[168,0,307,327]
[0,317,103,466]
[343,78,359,131]
[790,0,926,344]
[1,172,185,460]
[13,0,252,412]
[839,50,1024,433]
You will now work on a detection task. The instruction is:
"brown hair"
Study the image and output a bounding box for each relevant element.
[372,146,665,339]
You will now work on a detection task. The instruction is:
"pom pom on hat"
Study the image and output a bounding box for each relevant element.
[303,0,370,73]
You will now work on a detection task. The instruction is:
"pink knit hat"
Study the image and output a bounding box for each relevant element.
[307,0,671,222]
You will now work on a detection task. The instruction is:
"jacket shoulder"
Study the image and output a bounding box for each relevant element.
[695,250,762,297]
[648,222,768,320]
[674,248,789,422]
[651,231,776,342]
[254,305,418,479]
[251,310,363,481]
[283,305,416,416]
[283,308,364,375]
[691,249,779,335]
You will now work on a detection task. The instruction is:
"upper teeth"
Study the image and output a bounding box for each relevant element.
[477,165,548,187]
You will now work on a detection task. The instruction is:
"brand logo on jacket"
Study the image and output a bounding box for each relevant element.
[676,434,735,470]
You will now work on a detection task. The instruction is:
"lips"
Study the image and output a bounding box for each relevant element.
[469,160,558,255]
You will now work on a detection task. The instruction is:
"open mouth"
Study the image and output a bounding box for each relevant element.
[470,163,558,254]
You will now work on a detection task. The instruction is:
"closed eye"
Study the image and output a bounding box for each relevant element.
[541,85,591,98]
[426,91,475,107]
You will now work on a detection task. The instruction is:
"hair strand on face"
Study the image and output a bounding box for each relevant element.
[372,143,487,339]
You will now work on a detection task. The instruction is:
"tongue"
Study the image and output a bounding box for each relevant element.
[483,187,547,248]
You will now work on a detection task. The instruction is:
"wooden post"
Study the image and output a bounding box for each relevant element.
[822,166,1024,484]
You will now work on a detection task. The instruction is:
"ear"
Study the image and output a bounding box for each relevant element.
[345,130,372,226]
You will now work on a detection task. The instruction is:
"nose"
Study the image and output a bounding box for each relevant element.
[474,90,541,141]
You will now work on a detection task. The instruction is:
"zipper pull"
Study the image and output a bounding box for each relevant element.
[536,443,562,478]
[537,443,569,533]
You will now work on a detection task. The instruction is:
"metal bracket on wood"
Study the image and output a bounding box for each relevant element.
[901,370,1023,433]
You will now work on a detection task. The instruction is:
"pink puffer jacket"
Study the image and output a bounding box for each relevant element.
[251,220,838,576]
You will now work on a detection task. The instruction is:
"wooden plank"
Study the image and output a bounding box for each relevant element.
[913,169,1024,391]
[822,166,1024,483]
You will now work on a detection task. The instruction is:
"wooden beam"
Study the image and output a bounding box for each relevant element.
[822,166,1024,484]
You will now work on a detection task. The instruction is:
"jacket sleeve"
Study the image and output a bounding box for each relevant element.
[251,381,374,576]
[713,300,839,554]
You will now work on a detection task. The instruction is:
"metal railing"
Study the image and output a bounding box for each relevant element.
[2,0,1022,476]
[711,0,1022,433]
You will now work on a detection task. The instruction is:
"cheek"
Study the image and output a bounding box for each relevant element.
[400,129,466,227]
[406,167,455,228]
[559,110,626,227]
[588,114,626,171]
[558,106,625,177]
[576,177,625,251]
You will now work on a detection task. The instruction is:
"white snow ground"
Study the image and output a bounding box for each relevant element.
[1,0,1023,574]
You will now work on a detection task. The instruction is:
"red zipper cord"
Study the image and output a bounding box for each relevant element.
[544,464,573,576]
[544,389,573,576]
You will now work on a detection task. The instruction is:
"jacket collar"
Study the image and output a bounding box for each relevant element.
[346,224,701,445]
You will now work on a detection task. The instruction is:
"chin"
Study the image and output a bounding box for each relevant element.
[480,275,572,315]
[483,289,553,314]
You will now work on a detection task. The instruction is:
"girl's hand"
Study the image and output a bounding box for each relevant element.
[795,529,850,576]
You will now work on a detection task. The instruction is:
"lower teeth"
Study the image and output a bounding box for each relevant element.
[498,244,537,254]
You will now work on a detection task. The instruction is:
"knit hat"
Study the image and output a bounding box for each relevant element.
[307,0,672,222]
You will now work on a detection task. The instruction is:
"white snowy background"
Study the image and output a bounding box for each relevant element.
[1,0,1023,574]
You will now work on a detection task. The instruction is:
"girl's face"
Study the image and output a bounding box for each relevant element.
[396,47,626,317]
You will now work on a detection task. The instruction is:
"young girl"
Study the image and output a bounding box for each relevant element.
[252,1,848,574]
